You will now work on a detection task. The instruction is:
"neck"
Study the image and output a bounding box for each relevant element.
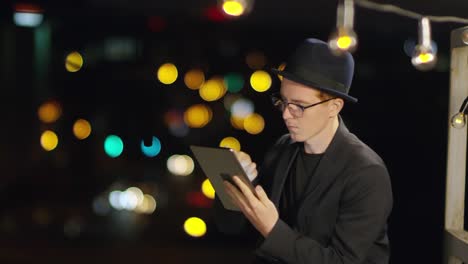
[303,117,339,154]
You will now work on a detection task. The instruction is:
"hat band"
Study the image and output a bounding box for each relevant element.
[289,65,347,93]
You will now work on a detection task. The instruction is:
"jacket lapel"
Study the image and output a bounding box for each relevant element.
[297,118,353,215]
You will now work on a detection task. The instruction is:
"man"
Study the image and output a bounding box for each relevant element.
[214,38,393,264]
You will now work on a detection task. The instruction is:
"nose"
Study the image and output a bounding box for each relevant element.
[282,105,294,120]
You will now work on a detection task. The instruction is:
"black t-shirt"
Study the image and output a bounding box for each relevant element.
[279,146,323,226]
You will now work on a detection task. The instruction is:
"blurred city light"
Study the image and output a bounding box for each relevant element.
[13,4,43,28]
[103,37,140,61]
[246,51,266,70]
[13,12,43,28]
[223,94,241,112]
[199,78,226,101]
[119,189,139,210]
[201,179,216,199]
[224,73,244,93]
[40,130,58,151]
[38,100,62,123]
[231,97,254,118]
[92,196,111,216]
[167,155,195,176]
[204,5,228,22]
[184,104,213,128]
[250,70,272,92]
[140,136,162,157]
[157,63,178,85]
[230,115,245,130]
[183,217,207,238]
[73,118,92,140]
[186,191,213,208]
[184,69,205,90]
[244,113,265,134]
[219,136,241,151]
[65,51,84,72]
[147,16,167,32]
[107,187,156,214]
[135,194,157,214]
[164,110,190,137]
[32,207,51,227]
[104,135,124,158]
[109,191,125,210]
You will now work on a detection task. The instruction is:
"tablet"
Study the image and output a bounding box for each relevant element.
[190,145,256,211]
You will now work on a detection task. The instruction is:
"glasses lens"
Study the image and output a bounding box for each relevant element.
[287,104,303,118]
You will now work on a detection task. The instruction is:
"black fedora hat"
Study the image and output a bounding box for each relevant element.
[271,38,358,103]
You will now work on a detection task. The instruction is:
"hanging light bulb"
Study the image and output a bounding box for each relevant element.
[329,0,358,54]
[411,17,437,71]
[221,0,253,17]
[450,96,468,128]
[451,113,466,129]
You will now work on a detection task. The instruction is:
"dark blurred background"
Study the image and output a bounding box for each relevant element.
[1,0,467,263]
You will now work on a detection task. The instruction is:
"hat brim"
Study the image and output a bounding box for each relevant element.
[270,68,358,103]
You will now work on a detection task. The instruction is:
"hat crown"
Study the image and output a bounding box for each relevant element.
[279,38,357,102]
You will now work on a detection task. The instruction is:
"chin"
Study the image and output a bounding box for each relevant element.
[289,133,305,142]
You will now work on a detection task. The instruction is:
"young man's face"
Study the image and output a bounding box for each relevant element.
[279,78,337,143]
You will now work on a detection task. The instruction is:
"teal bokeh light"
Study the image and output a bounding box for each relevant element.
[141,136,162,157]
[224,73,244,93]
[104,135,124,158]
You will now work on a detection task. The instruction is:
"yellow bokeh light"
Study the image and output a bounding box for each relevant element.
[184,217,207,238]
[199,78,226,101]
[184,104,213,128]
[38,100,62,123]
[40,130,59,151]
[230,116,245,130]
[157,63,178,85]
[337,36,353,50]
[244,113,265,135]
[201,179,215,199]
[250,70,272,92]
[135,194,157,214]
[184,69,205,90]
[219,136,241,151]
[222,1,245,16]
[73,118,92,140]
[65,51,83,73]
[167,155,195,176]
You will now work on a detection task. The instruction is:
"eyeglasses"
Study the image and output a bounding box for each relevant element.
[270,93,336,118]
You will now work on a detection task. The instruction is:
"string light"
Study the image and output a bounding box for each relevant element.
[329,0,358,54]
[354,0,468,24]
[451,96,468,129]
[328,0,468,70]
[411,17,437,71]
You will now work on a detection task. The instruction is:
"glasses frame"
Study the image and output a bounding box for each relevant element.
[270,93,336,118]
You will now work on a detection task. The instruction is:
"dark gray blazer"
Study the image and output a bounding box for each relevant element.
[214,119,393,264]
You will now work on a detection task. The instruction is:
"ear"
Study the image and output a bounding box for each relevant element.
[329,98,344,117]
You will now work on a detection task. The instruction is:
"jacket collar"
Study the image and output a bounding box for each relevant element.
[270,116,352,207]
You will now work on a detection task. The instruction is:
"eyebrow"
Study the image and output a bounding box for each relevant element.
[280,94,313,105]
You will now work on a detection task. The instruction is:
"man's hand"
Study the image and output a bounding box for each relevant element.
[224,176,279,237]
[232,151,258,182]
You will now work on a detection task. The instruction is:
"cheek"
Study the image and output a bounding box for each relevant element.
[301,112,328,131]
